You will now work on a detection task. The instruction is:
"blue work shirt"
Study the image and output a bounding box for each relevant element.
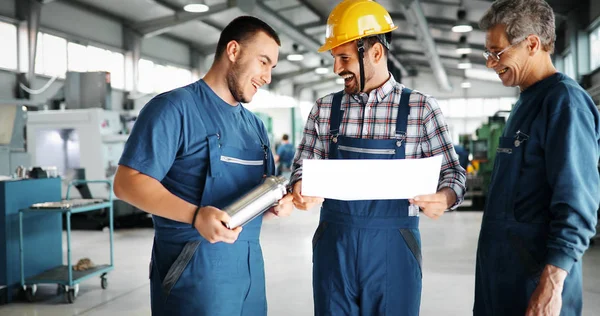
[503,72,600,272]
[276,143,295,167]
[119,79,274,228]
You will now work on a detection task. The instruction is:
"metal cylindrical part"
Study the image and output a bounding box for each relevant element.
[223,176,289,229]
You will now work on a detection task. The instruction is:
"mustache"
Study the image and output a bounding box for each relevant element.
[338,71,355,77]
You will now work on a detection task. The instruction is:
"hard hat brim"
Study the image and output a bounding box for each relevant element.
[317,25,398,53]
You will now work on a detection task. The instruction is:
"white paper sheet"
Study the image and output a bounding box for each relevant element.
[302,155,443,200]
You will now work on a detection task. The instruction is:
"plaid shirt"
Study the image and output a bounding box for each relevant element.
[291,74,466,208]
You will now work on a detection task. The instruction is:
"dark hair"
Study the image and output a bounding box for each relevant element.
[282,134,289,141]
[215,16,281,59]
[363,32,391,58]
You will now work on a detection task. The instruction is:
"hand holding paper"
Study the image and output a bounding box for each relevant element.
[302,156,443,201]
[292,181,324,211]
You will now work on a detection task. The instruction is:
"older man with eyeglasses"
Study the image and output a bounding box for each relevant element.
[473,1,600,316]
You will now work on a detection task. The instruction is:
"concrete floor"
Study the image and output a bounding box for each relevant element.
[1,209,599,316]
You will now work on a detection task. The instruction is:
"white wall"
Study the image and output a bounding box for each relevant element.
[255,107,293,142]
[142,36,191,67]
[0,0,15,18]
[591,1,600,24]
[41,1,123,49]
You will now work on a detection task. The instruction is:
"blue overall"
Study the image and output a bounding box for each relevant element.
[312,89,423,316]
[120,80,273,316]
[474,73,600,315]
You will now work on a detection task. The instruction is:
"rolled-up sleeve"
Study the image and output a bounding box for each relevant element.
[421,97,467,209]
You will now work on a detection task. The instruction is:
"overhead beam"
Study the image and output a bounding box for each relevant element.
[299,20,325,30]
[132,2,233,38]
[236,0,323,53]
[273,67,321,82]
[397,48,487,65]
[394,34,484,52]
[295,75,340,91]
[296,0,327,23]
[391,12,480,31]
[396,0,452,91]
[276,3,306,13]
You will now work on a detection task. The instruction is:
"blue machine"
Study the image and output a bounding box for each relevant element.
[0,178,62,304]
[18,180,114,304]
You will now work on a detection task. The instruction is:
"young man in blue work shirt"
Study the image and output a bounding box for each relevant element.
[275,134,295,176]
[290,1,466,315]
[474,1,600,315]
[113,16,293,316]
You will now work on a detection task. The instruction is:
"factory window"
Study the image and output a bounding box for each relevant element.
[448,98,468,118]
[35,32,67,78]
[138,58,193,94]
[0,21,18,70]
[67,43,125,90]
[591,25,600,71]
[564,52,576,79]
[138,58,155,94]
[67,42,88,72]
[466,98,484,118]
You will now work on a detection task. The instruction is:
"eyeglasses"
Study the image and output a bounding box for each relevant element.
[482,37,527,62]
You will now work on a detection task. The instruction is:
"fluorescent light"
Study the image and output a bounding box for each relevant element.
[456,47,472,55]
[452,9,472,33]
[286,54,304,61]
[465,68,501,82]
[315,67,329,74]
[452,24,473,33]
[336,78,345,84]
[183,4,209,13]
[461,81,472,88]
[456,36,472,55]
[458,54,472,69]
[458,62,472,69]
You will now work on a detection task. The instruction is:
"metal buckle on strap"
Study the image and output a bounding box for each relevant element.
[331,132,339,144]
[395,132,406,147]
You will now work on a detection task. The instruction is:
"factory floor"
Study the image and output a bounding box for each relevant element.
[1,208,600,316]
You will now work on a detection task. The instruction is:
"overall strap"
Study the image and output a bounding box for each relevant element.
[328,91,344,159]
[395,88,412,147]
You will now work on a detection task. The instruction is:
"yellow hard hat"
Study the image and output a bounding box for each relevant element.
[318,0,397,53]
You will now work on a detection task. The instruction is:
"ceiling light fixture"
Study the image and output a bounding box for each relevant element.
[458,54,472,69]
[452,9,473,33]
[315,59,328,74]
[287,43,304,62]
[183,2,209,13]
[456,35,472,55]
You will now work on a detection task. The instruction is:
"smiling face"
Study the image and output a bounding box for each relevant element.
[226,31,279,103]
[331,41,376,94]
[484,24,531,88]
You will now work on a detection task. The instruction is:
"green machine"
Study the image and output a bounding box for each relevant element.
[469,112,509,208]
[253,112,274,146]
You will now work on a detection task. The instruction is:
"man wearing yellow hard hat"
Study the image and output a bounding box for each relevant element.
[290,0,466,315]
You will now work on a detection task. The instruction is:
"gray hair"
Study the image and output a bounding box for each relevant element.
[479,0,555,53]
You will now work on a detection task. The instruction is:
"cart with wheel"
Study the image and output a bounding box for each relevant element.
[18,180,114,303]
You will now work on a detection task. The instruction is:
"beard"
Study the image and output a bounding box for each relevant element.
[343,59,374,95]
[226,60,250,103]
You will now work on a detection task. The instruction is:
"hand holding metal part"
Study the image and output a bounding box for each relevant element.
[194,206,242,244]
[221,176,290,229]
